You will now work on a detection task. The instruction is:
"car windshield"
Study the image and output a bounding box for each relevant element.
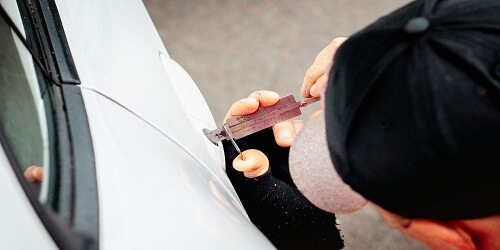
[0,0,52,202]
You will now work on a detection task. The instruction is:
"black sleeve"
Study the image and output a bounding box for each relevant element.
[223,129,344,250]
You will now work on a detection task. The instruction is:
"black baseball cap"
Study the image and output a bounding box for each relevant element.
[290,0,500,220]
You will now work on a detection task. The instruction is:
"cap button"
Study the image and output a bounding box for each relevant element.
[404,17,430,34]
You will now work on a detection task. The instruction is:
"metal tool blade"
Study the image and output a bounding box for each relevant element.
[203,95,320,145]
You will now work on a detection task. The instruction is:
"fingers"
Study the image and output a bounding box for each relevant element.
[248,90,280,107]
[272,119,306,147]
[271,110,321,148]
[302,44,335,97]
[225,90,280,121]
[273,119,297,147]
[232,149,269,178]
[32,167,43,181]
[302,65,323,98]
[225,98,259,121]
[24,165,43,183]
[24,166,37,183]
[302,37,348,98]
[271,111,320,147]
[310,74,329,97]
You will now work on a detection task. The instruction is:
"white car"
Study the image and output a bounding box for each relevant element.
[0,0,273,248]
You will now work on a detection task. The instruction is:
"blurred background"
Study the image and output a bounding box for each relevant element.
[144,0,425,249]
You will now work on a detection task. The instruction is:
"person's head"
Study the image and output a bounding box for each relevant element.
[289,0,500,248]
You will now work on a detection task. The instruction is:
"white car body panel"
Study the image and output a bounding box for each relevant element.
[54,0,227,180]
[50,0,273,248]
[159,53,226,169]
[82,90,271,249]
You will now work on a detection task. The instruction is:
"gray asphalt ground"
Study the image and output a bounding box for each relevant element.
[144,1,426,249]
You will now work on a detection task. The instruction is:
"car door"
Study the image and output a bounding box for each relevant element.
[1,0,274,248]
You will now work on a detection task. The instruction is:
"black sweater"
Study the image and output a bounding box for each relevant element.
[223,129,344,249]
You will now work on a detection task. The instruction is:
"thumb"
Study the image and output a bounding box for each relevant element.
[232,149,269,178]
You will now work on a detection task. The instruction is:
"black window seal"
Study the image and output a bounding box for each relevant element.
[35,0,79,84]
[61,84,99,249]
[21,0,100,247]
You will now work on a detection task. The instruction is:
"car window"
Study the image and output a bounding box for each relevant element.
[0,0,51,201]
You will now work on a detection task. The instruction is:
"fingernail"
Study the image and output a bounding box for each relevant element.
[277,130,293,139]
[301,84,305,95]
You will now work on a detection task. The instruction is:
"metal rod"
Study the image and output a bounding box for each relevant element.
[223,124,245,160]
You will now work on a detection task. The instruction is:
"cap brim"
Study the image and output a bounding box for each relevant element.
[289,113,367,214]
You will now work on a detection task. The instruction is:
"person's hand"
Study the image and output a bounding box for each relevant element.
[24,165,43,183]
[225,90,304,148]
[225,90,304,178]
[301,37,348,98]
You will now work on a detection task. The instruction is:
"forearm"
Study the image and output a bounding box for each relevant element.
[223,130,344,249]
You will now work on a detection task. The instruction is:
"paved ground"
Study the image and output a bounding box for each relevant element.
[144,1,426,249]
